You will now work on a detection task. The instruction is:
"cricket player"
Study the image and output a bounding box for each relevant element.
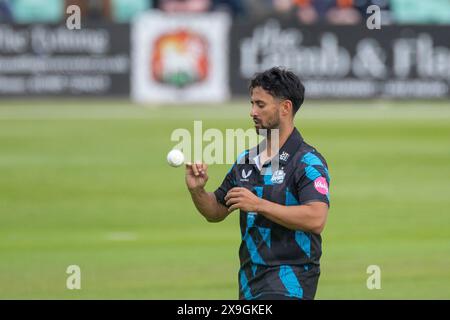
[185,67,330,300]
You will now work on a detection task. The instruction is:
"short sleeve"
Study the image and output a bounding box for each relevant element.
[296,152,331,207]
[213,166,236,207]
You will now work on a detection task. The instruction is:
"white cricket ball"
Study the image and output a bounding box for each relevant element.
[167,149,185,167]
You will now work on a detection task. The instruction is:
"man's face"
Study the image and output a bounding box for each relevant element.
[250,87,282,134]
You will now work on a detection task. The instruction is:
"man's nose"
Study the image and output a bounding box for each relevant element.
[250,105,257,118]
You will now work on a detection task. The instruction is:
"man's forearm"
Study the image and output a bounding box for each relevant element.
[189,188,229,222]
[257,199,327,234]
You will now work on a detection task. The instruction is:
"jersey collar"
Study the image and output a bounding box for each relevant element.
[275,127,304,166]
[245,127,304,168]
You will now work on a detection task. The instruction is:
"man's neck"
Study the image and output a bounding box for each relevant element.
[265,124,294,157]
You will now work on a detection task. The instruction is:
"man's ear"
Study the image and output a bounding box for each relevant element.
[281,100,293,117]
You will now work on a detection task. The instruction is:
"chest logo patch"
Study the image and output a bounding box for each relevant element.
[241,169,252,180]
[271,169,286,184]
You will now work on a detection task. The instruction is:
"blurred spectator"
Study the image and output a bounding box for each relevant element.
[325,0,362,25]
[294,0,393,25]
[211,0,246,18]
[294,0,319,24]
[157,0,211,13]
[312,0,336,18]
[295,0,360,24]
[65,0,112,21]
[267,0,298,21]
[10,0,64,23]
[0,0,13,22]
[245,0,360,24]
[2,0,449,25]
[273,0,294,14]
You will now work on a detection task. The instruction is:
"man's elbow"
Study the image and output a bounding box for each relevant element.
[311,223,325,234]
[205,215,225,223]
[204,203,229,223]
[204,208,228,223]
[310,217,327,234]
[304,203,328,234]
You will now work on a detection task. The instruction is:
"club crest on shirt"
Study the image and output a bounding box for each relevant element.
[280,151,289,161]
[271,169,285,184]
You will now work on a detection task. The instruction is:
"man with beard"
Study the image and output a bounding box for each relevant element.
[185,67,330,300]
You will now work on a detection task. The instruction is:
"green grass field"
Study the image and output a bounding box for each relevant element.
[0,99,449,299]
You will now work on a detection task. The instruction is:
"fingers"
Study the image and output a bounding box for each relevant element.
[224,192,236,202]
[186,162,207,177]
[196,163,204,175]
[224,187,246,201]
[225,187,255,212]
[191,163,200,177]
[225,196,240,207]
[225,187,247,206]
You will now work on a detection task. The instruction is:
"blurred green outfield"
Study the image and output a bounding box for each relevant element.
[0,99,449,299]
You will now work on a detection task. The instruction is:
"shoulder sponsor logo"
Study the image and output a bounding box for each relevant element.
[314,177,329,195]
[271,169,285,184]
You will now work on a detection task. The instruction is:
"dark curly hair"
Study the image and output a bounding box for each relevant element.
[249,67,305,115]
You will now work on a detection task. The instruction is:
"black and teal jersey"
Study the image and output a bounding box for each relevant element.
[214,128,330,300]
